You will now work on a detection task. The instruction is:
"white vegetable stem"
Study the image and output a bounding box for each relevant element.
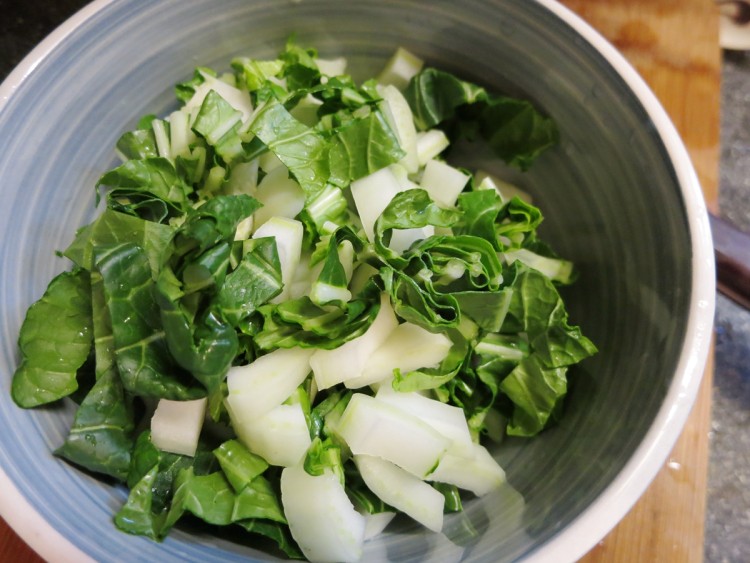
[184,72,254,121]
[377,47,424,91]
[355,454,445,533]
[378,84,419,173]
[416,129,450,166]
[316,56,348,77]
[346,322,452,388]
[350,166,402,243]
[475,169,533,203]
[419,159,470,208]
[310,293,398,390]
[233,403,311,467]
[252,167,305,229]
[336,393,450,477]
[376,386,475,457]
[281,465,365,563]
[252,216,303,303]
[427,443,506,496]
[225,346,313,423]
[149,397,207,457]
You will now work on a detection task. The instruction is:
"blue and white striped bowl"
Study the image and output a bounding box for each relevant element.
[0,1,714,561]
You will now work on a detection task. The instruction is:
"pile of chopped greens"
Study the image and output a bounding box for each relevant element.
[12,39,596,562]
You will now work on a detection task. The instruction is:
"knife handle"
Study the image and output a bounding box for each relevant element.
[709,212,750,309]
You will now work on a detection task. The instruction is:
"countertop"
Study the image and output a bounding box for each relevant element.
[0,1,745,562]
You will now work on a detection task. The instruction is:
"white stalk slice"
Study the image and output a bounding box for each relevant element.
[310,294,398,390]
[416,129,450,166]
[225,159,259,195]
[389,226,435,254]
[338,240,355,283]
[475,169,533,203]
[281,465,365,563]
[378,85,419,173]
[259,151,284,173]
[427,442,506,496]
[151,119,171,158]
[350,167,402,243]
[316,57,348,77]
[503,248,574,283]
[388,163,420,192]
[419,159,470,208]
[355,455,444,533]
[168,110,194,159]
[310,282,351,305]
[289,252,315,299]
[234,216,254,241]
[375,387,474,457]
[233,403,311,467]
[362,511,396,541]
[346,322,452,389]
[252,167,305,229]
[337,393,449,477]
[252,216,303,303]
[377,47,424,91]
[150,398,207,457]
[184,73,254,121]
[226,347,314,422]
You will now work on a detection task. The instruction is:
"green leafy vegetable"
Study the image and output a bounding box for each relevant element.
[12,269,92,407]
[405,67,559,170]
[12,39,595,561]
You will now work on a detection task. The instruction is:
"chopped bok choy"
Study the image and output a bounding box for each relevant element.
[12,38,596,562]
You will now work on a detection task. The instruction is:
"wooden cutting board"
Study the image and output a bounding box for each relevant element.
[0,1,720,561]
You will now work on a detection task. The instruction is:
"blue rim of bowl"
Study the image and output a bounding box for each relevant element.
[0,0,113,557]
[0,1,716,562]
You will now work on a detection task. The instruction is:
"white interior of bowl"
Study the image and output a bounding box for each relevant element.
[0,0,715,562]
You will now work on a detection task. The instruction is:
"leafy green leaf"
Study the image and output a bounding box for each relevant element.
[327,109,405,187]
[63,208,174,274]
[236,519,303,560]
[96,243,204,400]
[248,100,329,199]
[173,194,261,257]
[97,157,191,219]
[404,68,558,170]
[55,369,134,481]
[216,237,283,325]
[116,128,158,161]
[499,357,568,436]
[279,39,320,91]
[232,475,287,523]
[12,269,92,407]
[115,464,166,539]
[231,57,284,92]
[405,68,485,130]
[214,439,269,492]
[165,468,237,528]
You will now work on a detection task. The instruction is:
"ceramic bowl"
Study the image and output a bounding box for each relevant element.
[0,0,715,561]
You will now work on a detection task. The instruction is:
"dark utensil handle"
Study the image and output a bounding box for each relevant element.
[710,212,750,309]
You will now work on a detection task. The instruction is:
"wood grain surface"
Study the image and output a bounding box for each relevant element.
[560,0,720,561]
[0,1,720,561]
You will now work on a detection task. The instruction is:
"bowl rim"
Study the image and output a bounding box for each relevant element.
[0,1,716,562]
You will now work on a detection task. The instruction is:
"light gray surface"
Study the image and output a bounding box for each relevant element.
[706,49,750,563]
